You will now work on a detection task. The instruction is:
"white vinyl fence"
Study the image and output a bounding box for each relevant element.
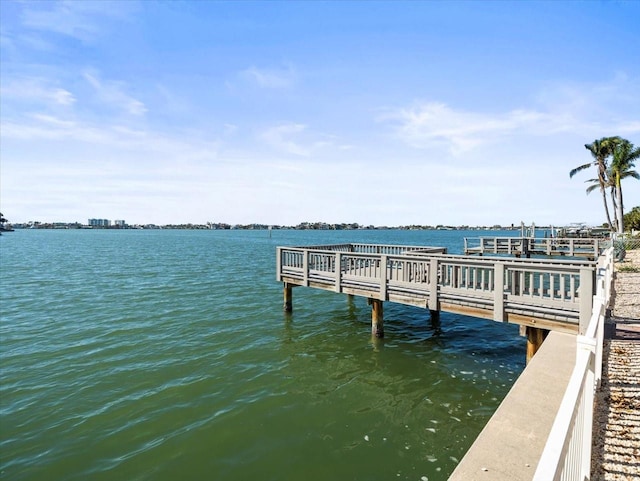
[532,247,614,481]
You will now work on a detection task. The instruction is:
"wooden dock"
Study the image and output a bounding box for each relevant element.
[276,243,600,359]
[463,236,605,260]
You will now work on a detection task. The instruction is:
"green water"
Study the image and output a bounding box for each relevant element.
[0,229,524,480]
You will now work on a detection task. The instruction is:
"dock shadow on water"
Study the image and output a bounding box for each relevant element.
[0,229,525,481]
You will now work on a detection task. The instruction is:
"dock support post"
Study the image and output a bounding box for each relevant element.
[371,299,384,338]
[429,309,441,332]
[525,326,548,363]
[283,283,293,312]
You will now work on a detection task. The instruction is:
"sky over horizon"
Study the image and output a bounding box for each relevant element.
[1,1,639,226]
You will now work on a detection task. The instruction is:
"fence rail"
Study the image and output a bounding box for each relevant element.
[612,233,640,251]
[532,246,614,481]
[464,237,605,259]
[277,244,598,332]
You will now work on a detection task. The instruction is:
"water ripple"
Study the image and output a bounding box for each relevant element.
[1,229,525,481]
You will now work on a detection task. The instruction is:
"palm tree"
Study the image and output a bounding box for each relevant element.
[583,175,620,229]
[609,139,640,232]
[570,136,622,230]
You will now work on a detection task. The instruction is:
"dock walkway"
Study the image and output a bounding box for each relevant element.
[591,250,640,481]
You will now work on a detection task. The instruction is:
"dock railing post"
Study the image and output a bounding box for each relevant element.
[379,255,388,300]
[579,267,594,335]
[303,250,309,287]
[494,262,504,322]
[428,258,439,311]
[276,247,282,281]
[335,252,342,293]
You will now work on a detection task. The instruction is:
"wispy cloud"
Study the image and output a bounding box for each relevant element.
[83,71,147,116]
[258,123,347,157]
[241,64,297,89]
[382,102,582,154]
[261,123,310,156]
[383,76,640,155]
[1,113,219,162]
[20,0,137,42]
[0,77,76,107]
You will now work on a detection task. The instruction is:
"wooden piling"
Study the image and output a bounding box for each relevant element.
[371,299,384,338]
[283,283,293,312]
[526,326,548,363]
[429,309,441,331]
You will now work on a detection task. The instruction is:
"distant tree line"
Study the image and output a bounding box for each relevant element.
[623,206,640,231]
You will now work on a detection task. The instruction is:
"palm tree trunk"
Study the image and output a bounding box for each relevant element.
[610,187,619,233]
[601,187,614,230]
[616,178,624,233]
[598,159,614,230]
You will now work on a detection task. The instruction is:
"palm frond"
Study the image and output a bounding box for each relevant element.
[569,163,592,178]
[585,184,600,195]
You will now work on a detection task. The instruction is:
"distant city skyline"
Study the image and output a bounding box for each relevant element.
[1,1,639,226]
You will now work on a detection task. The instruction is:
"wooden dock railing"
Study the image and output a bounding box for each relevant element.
[277,244,598,333]
[464,237,605,259]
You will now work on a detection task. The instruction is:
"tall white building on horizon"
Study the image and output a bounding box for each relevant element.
[88,219,111,227]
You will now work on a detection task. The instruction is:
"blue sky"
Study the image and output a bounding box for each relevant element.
[1,1,639,226]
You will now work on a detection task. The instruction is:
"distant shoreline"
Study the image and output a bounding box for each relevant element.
[6,222,567,232]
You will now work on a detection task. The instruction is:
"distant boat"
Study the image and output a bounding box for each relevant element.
[0,212,15,232]
[558,224,610,238]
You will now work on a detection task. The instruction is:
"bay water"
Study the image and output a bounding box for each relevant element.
[0,229,525,481]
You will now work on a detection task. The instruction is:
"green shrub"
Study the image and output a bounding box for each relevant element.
[617,265,640,273]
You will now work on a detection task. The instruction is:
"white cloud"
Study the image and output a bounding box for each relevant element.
[382,102,569,154]
[260,123,311,156]
[30,113,76,128]
[51,88,75,106]
[83,71,147,116]
[383,76,640,155]
[223,124,238,135]
[20,0,137,42]
[1,113,219,162]
[0,78,76,106]
[241,65,297,89]
[258,123,347,157]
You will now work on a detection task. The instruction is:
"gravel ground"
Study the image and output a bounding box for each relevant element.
[591,250,640,481]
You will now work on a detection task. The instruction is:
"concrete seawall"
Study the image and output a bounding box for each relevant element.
[449,331,576,480]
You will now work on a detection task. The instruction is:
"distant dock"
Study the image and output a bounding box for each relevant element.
[464,236,604,260]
